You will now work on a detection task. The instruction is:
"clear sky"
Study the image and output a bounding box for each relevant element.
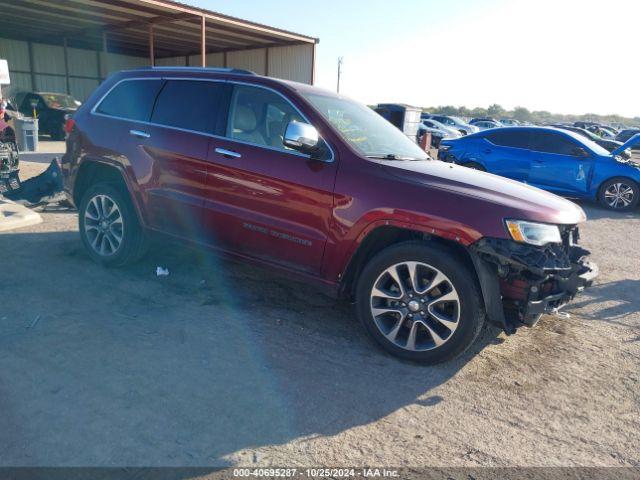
[193,0,639,118]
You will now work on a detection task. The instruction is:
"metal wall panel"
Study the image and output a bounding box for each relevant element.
[103,52,148,75]
[155,56,187,66]
[268,44,313,84]
[32,43,66,75]
[69,77,100,102]
[34,74,67,93]
[5,72,32,93]
[187,52,225,67]
[68,47,99,77]
[227,48,266,75]
[0,37,30,71]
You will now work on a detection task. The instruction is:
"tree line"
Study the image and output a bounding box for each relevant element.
[423,104,640,126]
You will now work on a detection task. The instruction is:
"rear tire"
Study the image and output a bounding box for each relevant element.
[78,182,148,266]
[355,241,485,364]
[597,177,639,211]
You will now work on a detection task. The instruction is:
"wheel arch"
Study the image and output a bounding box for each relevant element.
[338,224,479,301]
[73,160,147,226]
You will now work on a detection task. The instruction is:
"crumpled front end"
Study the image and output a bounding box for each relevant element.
[470,225,598,332]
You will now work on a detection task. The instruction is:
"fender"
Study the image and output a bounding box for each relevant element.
[74,156,150,228]
[332,212,484,282]
[335,216,509,331]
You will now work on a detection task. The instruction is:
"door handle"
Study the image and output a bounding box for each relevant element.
[129,129,150,139]
[483,148,492,154]
[215,147,242,159]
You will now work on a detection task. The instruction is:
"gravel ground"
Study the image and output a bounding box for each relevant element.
[1,160,638,468]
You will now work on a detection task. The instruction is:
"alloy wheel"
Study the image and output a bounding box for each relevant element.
[83,194,124,256]
[604,182,635,209]
[370,261,460,352]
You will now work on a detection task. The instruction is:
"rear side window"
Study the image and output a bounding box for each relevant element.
[151,80,224,134]
[531,131,579,155]
[96,79,163,122]
[485,130,531,149]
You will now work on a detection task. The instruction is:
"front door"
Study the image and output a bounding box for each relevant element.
[201,83,337,275]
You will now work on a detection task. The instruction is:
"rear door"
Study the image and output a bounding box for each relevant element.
[527,131,593,195]
[201,83,337,275]
[479,129,533,181]
[142,79,225,239]
[90,77,164,225]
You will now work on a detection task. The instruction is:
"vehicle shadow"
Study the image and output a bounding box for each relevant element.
[577,202,640,221]
[566,279,640,340]
[0,230,503,467]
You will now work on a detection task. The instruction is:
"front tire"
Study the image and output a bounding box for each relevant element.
[355,242,485,364]
[79,182,148,266]
[598,177,639,211]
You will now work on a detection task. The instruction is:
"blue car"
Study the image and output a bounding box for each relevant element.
[439,127,640,211]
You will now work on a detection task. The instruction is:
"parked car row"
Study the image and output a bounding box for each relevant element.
[61,67,598,364]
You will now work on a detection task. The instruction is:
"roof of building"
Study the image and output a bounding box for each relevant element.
[0,0,318,58]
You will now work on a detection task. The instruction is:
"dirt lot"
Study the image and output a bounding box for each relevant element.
[1,159,639,468]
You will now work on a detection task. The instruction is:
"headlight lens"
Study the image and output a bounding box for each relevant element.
[505,219,562,246]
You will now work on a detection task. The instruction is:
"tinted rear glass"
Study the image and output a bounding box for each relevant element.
[485,130,530,148]
[96,79,163,122]
[151,80,224,134]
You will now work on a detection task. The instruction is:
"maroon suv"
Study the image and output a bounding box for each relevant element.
[61,67,597,363]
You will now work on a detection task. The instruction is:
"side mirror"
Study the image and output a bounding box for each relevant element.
[283,121,319,153]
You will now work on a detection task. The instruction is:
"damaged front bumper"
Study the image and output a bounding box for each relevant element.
[469,228,598,333]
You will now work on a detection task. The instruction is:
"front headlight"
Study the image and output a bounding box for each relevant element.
[505,219,562,246]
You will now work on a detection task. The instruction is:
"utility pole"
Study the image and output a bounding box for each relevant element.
[337,56,343,93]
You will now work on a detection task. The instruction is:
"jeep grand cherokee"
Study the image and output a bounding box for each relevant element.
[61,67,597,364]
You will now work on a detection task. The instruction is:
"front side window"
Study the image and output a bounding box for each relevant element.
[531,132,581,156]
[151,80,223,134]
[96,79,163,122]
[302,92,428,160]
[226,85,304,151]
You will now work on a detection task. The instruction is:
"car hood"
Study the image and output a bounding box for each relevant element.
[383,160,587,225]
[612,133,640,156]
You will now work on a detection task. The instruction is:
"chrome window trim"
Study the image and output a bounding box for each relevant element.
[90,76,335,163]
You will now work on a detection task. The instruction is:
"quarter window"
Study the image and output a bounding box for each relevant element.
[226,85,304,151]
[96,79,163,122]
[151,80,223,134]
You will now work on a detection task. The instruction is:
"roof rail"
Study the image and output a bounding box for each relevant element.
[140,66,256,75]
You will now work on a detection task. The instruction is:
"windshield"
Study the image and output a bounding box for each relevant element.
[302,93,428,160]
[41,93,79,109]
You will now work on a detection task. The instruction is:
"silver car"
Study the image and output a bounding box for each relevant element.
[425,115,479,135]
[473,120,502,131]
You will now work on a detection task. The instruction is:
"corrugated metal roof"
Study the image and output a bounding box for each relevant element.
[0,0,318,58]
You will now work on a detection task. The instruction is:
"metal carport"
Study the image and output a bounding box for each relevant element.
[0,0,318,100]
